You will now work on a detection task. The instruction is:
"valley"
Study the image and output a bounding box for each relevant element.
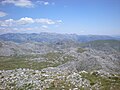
[0,33,120,90]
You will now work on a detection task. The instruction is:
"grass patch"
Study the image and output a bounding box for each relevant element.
[41,52,62,61]
[45,79,77,90]
[41,52,75,64]
[0,52,74,70]
[80,72,120,90]
[77,48,86,53]
[0,56,58,70]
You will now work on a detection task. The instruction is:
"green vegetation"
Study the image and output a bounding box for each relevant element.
[45,79,78,90]
[0,42,2,47]
[80,72,120,90]
[62,55,75,63]
[41,52,75,65]
[18,83,35,90]
[0,52,75,70]
[0,56,56,70]
[77,47,86,53]
[80,40,120,52]
[41,52,62,62]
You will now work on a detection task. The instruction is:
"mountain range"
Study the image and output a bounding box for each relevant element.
[0,33,120,90]
[0,33,120,43]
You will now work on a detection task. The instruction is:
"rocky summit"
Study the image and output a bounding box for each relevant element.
[0,68,120,90]
[0,33,120,90]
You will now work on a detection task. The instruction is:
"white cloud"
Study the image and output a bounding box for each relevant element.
[36,1,49,5]
[20,26,50,33]
[35,19,55,24]
[44,2,49,5]
[0,19,14,27]
[0,11,7,17]
[17,17,34,25]
[36,1,55,5]
[57,20,62,23]
[0,17,62,27]
[0,27,20,34]
[41,25,48,29]
[1,0,34,8]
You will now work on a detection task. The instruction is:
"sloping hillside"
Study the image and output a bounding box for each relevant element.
[81,40,120,52]
[0,38,120,90]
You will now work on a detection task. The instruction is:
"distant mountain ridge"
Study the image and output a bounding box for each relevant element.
[81,40,120,52]
[0,33,120,43]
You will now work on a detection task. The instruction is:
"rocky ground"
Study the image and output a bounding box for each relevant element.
[0,67,120,90]
[0,39,120,90]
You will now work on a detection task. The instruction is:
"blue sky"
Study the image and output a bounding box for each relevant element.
[0,0,120,35]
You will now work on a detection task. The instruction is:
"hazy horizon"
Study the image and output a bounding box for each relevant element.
[0,31,120,36]
[0,0,120,35]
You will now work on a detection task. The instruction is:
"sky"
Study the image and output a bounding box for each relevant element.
[0,0,120,35]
